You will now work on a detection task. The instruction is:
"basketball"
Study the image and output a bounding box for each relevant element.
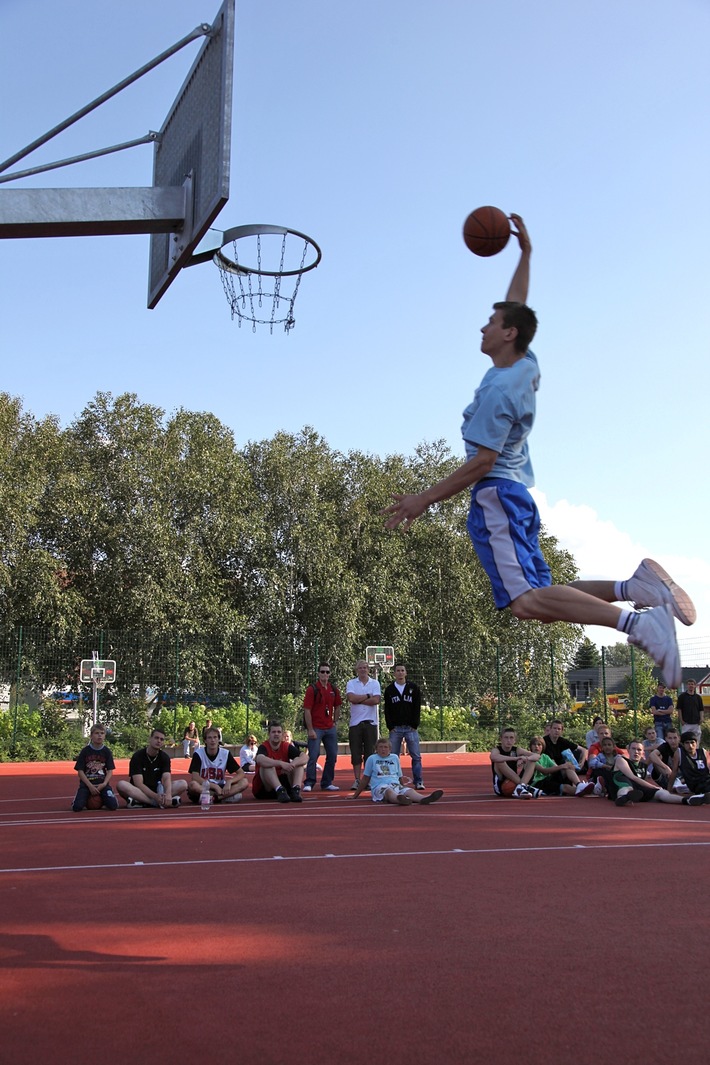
[86,793,103,810]
[463,206,511,257]
[500,779,517,797]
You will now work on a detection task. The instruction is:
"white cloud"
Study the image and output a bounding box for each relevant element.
[533,490,710,668]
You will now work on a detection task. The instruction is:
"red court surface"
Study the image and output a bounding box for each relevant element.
[2,752,710,1065]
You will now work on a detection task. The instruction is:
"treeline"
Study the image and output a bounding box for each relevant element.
[0,390,583,707]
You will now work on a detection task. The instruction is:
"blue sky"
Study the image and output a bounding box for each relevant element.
[2,0,709,664]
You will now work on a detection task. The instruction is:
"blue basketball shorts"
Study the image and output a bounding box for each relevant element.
[467,479,552,609]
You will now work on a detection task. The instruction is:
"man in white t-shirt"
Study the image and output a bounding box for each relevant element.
[346,660,381,791]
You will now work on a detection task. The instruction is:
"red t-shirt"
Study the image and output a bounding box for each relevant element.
[252,740,298,795]
[303,681,341,730]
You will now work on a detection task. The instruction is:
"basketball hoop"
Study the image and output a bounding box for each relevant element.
[214,224,321,333]
[91,667,108,690]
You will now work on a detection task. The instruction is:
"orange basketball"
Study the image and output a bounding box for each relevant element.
[463,206,511,257]
[86,793,103,810]
[500,779,517,797]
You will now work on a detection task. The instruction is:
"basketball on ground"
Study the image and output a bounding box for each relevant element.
[463,206,511,256]
[86,793,103,810]
[500,779,517,797]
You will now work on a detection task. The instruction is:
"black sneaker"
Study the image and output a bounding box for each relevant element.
[290,787,303,804]
[420,790,444,805]
[276,788,291,804]
[687,794,705,806]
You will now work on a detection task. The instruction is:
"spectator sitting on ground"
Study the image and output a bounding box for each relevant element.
[612,739,706,807]
[252,723,308,804]
[592,735,626,797]
[528,735,594,796]
[239,734,259,772]
[585,716,605,749]
[350,737,443,806]
[72,724,119,812]
[587,726,625,772]
[201,717,223,745]
[642,726,660,777]
[490,727,543,799]
[648,727,683,789]
[117,728,188,808]
[188,726,247,805]
[544,719,589,776]
[675,732,710,802]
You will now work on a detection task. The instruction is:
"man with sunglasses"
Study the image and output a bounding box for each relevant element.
[302,663,342,792]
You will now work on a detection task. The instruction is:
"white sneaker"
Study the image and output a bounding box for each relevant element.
[628,604,682,688]
[513,784,532,800]
[302,784,313,792]
[625,558,696,626]
[322,784,339,792]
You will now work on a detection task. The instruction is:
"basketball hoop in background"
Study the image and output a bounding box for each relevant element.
[365,646,396,672]
[214,224,322,333]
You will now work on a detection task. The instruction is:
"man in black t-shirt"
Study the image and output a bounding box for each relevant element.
[117,728,188,808]
[678,732,710,801]
[544,720,588,774]
[648,727,682,787]
[677,680,704,743]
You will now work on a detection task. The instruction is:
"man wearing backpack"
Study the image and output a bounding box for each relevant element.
[302,663,342,792]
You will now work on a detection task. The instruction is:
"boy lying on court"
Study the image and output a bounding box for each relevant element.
[350,737,443,806]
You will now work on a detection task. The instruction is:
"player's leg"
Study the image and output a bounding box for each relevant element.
[117,780,158,807]
[405,728,424,787]
[349,725,364,789]
[405,788,444,805]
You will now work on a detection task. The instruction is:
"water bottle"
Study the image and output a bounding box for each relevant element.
[200,779,211,812]
[157,781,165,806]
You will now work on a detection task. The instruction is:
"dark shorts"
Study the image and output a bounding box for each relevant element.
[349,721,377,767]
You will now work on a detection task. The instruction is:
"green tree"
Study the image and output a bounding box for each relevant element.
[572,637,601,669]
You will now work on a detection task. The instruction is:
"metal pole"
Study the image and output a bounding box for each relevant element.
[439,641,444,740]
[601,647,608,722]
[11,625,22,749]
[630,645,638,735]
[496,643,502,732]
[173,634,180,741]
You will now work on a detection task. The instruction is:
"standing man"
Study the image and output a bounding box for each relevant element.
[383,663,424,790]
[648,682,674,741]
[117,727,188,808]
[302,663,341,793]
[346,660,381,791]
[677,678,704,743]
[382,214,695,688]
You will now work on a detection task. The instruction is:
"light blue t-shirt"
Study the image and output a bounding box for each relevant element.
[461,349,540,486]
[363,753,402,789]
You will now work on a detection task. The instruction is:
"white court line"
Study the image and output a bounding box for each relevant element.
[3,838,710,875]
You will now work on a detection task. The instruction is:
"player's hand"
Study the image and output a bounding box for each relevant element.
[509,213,531,256]
[382,492,429,531]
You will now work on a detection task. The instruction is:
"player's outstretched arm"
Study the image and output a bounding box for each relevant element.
[382,446,498,531]
[505,213,531,304]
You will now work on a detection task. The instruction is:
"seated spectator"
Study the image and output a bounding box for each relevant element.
[642,726,660,777]
[490,727,543,799]
[612,739,705,807]
[239,734,259,772]
[591,734,626,796]
[528,735,594,796]
[544,720,589,776]
[648,727,683,789]
[71,724,119,812]
[252,723,307,804]
[118,728,188,808]
[585,716,605,749]
[677,732,710,802]
[201,717,223,745]
[351,738,443,806]
[187,727,247,805]
[182,720,200,759]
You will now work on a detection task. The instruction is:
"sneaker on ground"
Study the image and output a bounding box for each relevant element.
[322,784,339,791]
[126,797,147,809]
[687,794,705,806]
[575,781,595,796]
[276,788,291,804]
[397,793,413,805]
[525,786,544,798]
[171,796,181,807]
[593,781,604,797]
[350,781,359,791]
[628,604,682,688]
[513,784,532,800]
[415,783,426,790]
[420,789,444,805]
[224,793,242,804]
[290,787,303,803]
[625,558,696,626]
[302,784,313,792]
